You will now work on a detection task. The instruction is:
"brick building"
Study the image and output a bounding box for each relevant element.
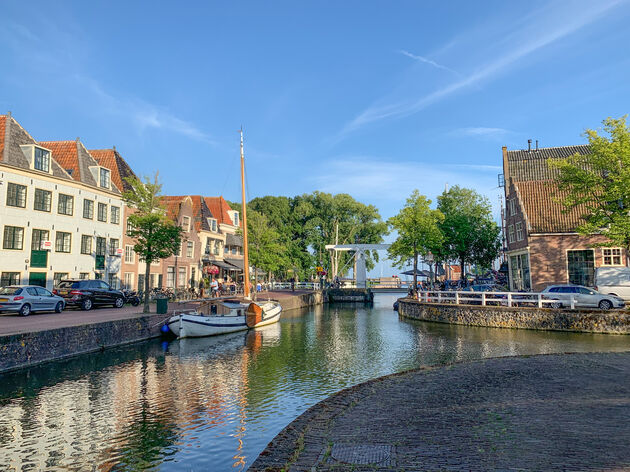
[502,143,628,291]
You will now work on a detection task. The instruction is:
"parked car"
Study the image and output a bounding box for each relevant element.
[54,279,125,310]
[541,284,625,310]
[594,267,630,300]
[0,285,65,316]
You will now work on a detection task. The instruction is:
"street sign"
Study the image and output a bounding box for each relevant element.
[42,241,52,250]
[117,248,124,255]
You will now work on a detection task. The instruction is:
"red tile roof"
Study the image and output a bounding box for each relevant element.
[0,115,6,159]
[161,196,186,221]
[515,180,589,233]
[90,148,137,193]
[204,196,235,226]
[38,140,80,180]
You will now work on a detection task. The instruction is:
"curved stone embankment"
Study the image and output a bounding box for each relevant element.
[0,291,323,373]
[249,351,630,471]
[398,298,630,334]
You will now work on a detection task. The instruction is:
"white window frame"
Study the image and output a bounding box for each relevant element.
[508,225,515,244]
[186,241,194,258]
[124,245,135,264]
[602,248,624,266]
[182,216,191,232]
[509,198,516,216]
[515,221,524,241]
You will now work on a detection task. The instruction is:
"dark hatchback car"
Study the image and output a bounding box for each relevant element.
[54,280,125,310]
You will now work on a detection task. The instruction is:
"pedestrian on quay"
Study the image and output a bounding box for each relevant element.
[198,278,205,298]
[210,278,219,298]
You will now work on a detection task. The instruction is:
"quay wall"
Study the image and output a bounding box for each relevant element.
[0,291,324,374]
[398,298,630,334]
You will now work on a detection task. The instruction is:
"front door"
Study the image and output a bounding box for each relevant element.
[29,272,46,288]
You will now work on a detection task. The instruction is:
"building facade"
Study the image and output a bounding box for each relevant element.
[502,143,628,292]
[1,114,124,290]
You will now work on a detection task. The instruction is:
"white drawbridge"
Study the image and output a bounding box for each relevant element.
[325,244,390,288]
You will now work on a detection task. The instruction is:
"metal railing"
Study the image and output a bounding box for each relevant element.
[415,290,576,309]
[269,282,320,291]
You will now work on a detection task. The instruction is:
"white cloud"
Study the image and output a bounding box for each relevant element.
[338,0,624,138]
[450,127,513,140]
[398,50,458,75]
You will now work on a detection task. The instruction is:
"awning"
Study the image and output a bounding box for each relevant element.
[225,234,242,247]
[209,260,238,270]
[225,258,244,270]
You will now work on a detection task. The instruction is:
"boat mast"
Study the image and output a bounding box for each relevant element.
[240,128,251,298]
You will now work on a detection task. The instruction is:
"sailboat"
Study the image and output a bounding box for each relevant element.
[167,130,282,338]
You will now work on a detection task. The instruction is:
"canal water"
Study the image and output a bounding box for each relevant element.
[1,294,628,471]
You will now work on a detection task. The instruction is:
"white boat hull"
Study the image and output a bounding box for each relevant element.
[167,302,282,338]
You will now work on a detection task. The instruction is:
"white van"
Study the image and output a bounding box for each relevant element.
[594,267,630,300]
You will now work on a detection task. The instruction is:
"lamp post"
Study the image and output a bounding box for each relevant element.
[425,252,435,291]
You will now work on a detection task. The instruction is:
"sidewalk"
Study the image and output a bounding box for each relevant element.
[249,352,630,471]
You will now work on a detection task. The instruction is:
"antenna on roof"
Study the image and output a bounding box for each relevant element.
[535,140,539,151]
[528,139,532,152]
[113,145,116,151]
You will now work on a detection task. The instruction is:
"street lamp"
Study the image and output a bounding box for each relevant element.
[424,252,435,290]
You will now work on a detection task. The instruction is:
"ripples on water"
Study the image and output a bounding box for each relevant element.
[1,294,628,471]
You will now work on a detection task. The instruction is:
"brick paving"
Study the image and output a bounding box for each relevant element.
[249,352,630,471]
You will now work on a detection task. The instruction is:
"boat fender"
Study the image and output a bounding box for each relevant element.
[160,324,170,334]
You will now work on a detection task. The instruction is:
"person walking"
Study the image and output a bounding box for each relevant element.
[210,278,219,298]
[198,278,205,298]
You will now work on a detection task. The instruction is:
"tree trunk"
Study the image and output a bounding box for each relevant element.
[460,259,466,282]
[413,250,418,295]
[143,260,151,313]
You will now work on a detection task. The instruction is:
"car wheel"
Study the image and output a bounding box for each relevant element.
[55,302,64,313]
[599,300,613,311]
[19,304,31,316]
[114,297,124,308]
[81,298,93,311]
[550,302,562,309]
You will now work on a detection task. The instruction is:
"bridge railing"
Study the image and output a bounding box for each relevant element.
[269,282,320,291]
[415,290,576,309]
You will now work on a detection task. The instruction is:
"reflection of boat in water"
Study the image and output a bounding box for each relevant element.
[167,299,282,338]
[171,330,250,357]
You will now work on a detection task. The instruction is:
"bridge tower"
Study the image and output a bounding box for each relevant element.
[324,244,390,288]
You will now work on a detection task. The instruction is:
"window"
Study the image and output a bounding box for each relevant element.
[7,183,27,208]
[124,245,135,264]
[53,273,69,288]
[32,229,49,250]
[108,273,118,289]
[167,267,175,288]
[187,241,194,258]
[1,272,20,287]
[109,238,119,256]
[100,168,111,189]
[209,218,217,232]
[231,246,237,255]
[34,148,50,172]
[124,272,134,290]
[515,222,524,241]
[83,199,94,219]
[58,194,74,215]
[3,226,24,250]
[97,203,107,222]
[178,267,186,287]
[34,189,52,212]
[602,248,623,266]
[508,225,515,243]
[111,206,120,225]
[55,232,72,253]
[510,253,531,291]
[567,250,595,287]
[79,272,90,280]
[232,212,239,226]
[95,237,106,270]
[81,235,92,254]
[95,272,103,280]
[126,220,135,236]
[509,198,516,216]
[182,216,191,231]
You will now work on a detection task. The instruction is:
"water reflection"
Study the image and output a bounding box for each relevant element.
[0,294,628,471]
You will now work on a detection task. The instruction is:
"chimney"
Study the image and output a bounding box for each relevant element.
[535,140,539,151]
[527,139,532,152]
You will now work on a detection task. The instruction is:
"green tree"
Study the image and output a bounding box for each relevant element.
[243,209,288,281]
[437,186,500,280]
[388,190,444,291]
[550,116,630,264]
[123,173,183,313]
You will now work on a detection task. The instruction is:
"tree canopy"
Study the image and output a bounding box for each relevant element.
[123,173,183,312]
[550,116,630,262]
[437,186,501,279]
[388,190,443,289]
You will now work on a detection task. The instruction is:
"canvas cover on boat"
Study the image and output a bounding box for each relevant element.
[246,303,263,327]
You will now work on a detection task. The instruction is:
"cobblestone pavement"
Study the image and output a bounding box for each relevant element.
[249,352,630,471]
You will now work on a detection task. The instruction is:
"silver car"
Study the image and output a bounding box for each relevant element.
[541,284,625,310]
[0,285,65,316]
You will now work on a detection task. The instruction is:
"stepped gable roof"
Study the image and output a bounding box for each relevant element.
[204,196,236,226]
[514,180,588,233]
[90,148,137,193]
[0,114,72,179]
[506,145,591,182]
[183,195,214,231]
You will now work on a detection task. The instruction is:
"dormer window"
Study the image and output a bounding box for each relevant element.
[208,218,218,232]
[34,148,50,173]
[100,168,111,189]
[232,212,239,226]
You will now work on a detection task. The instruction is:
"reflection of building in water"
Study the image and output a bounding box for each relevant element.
[0,335,255,472]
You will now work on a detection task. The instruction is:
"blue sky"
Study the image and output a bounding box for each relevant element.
[2,0,630,275]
